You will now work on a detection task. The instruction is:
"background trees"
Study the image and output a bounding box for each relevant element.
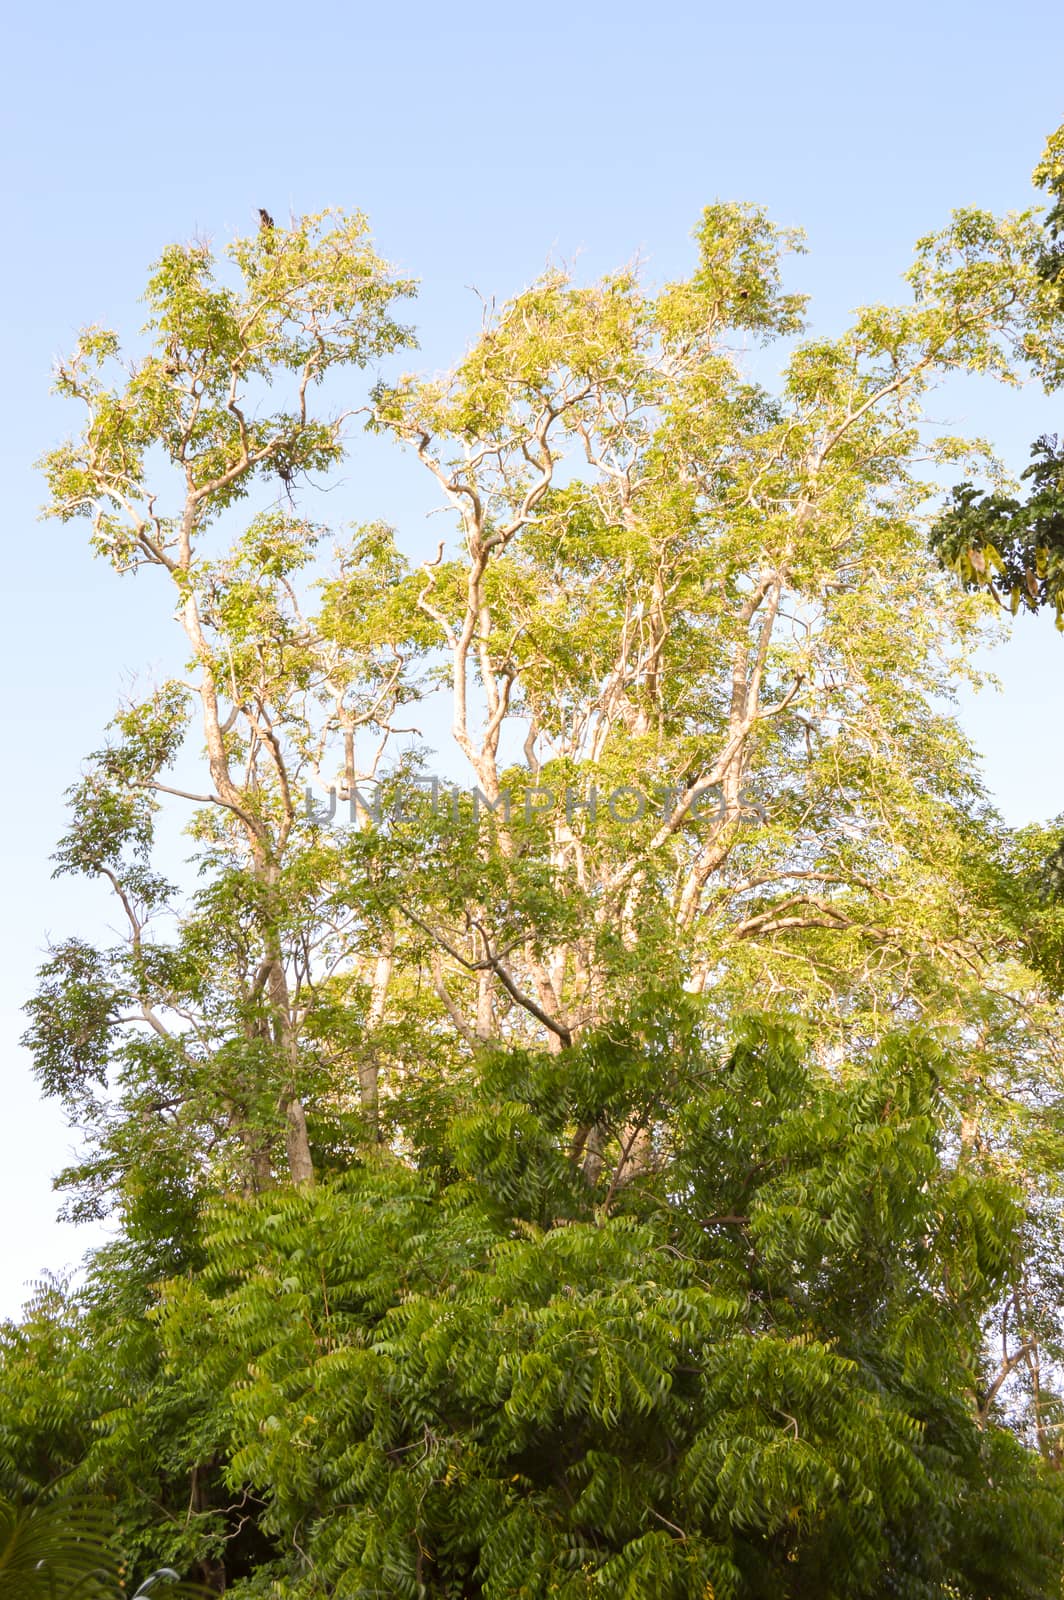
[6,129,1064,1595]
[931,124,1064,624]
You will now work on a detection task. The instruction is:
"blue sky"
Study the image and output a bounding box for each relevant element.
[2,0,1062,1316]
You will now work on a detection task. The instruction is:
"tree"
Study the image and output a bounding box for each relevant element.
[930,123,1064,902]
[31,192,1062,1185]
[9,152,1064,1594]
[149,1014,1064,1600]
[931,122,1064,623]
[31,210,417,1198]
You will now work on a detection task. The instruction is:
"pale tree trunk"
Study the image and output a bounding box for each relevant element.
[360,931,395,1137]
[283,1096,315,1186]
[177,531,316,1188]
[268,945,315,1186]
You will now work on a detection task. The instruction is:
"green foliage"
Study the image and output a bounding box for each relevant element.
[930,432,1064,625]
[0,1491,205,1599]
[1035,124,1064,297]
[930,123,1064,626]
[10,134,1064,1599]
[0,1495,119,1599]
[4,1018,1064,1597]
[40,212,415,553]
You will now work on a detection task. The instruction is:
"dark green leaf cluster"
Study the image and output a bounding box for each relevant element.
[930,434,1064,624]
[4,1016,1060,1598]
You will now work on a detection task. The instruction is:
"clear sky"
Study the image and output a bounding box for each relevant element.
[2,0,1062,1318]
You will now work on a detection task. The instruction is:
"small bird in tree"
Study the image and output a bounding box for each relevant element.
[258,207,276,231]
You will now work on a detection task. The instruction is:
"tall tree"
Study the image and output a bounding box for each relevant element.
[31,212,417,1198]
[12,145,1064,1594]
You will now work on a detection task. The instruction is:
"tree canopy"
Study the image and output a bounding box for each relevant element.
[6,126,1064,1597]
